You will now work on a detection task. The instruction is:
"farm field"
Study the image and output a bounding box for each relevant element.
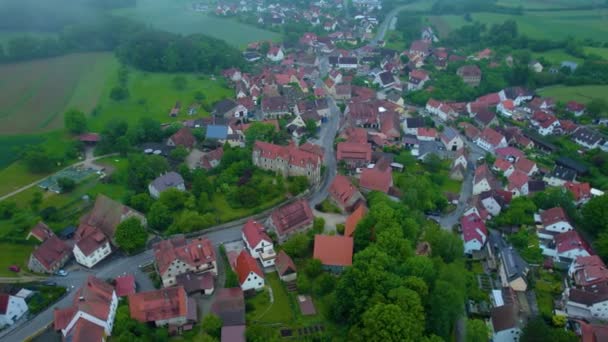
[89,71,232,130]
[585,46,608,59]
[113,0,280,47]
[0,52,116,134]
[531,49,583,65]
[496,0,603,10]
[538,85,608,105]
[428,10,608,41]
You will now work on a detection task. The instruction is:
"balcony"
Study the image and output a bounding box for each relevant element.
[260,248,277,261]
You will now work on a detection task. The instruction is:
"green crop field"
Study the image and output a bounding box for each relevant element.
[0,52,116,134]
[89,71,232,130]
[429,10,608,41]
[538,85,608,104]
[585,46,608,59]
[531,49,584,65]
[496,0,603,10]
[113,0,280,47]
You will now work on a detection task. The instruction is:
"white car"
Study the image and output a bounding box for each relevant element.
[56,269,68,277]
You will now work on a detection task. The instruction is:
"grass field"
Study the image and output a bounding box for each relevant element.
[0,244,35,277]
[0,52,116,134]
[113,0,280,47]
[89,71,232,130]
[246,273,294,323]
[538,85,608,105]
[429,10,608,41]
[0,30,57,48]
[585,46,608,59]
[497,0,603,10]
[531,49,583,65]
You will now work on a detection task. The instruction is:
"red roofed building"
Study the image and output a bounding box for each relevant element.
[336,142,372,169]
[409,40,431,57]
[457,65,482,87]
[495,147,525,160]
[345,101,380,128]
[567,101,586,116]
[475,127,507,152]
[54,276,118,341]
[340,127,368,144]
[153,236,217,287]
[461,213,488,254]
[167,127,196,149]
[268,199,314,243]
[329,175,365,212]
[275,250,297,282]
[313,235,353,272]
[360,164,393,194]
[129,286,196,327]
[569,255,608,289]
[578,320,608,342]
[408,69,430,91]
[507,169,529,197]
[28,235,71,274]
[473,164,500,195]
[476,48,492,60]
[493,158,515,177]
[253,141,322,183]
[235,250,264,291]
[540,207,573,233]
[73,223,111,269]
[497,100,515,117]
[476,92,501,107]
[549,230,592,263]
[242,219,276,267]
[345,204,367,237]
[26,221,54,242]
[77,133,100,144]
[114,274,135,297]
[514,157,538,176]
[531,111,560,136]
[565,181,592,205]
[416,127,437,141]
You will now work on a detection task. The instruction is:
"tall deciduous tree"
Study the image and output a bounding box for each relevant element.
[359,303,423,342]
[147,202,173,231]
[115,217,147,253]
[465,319,488,342]
[64,109,87,134]
[201,314,222,339]
[582,195,608,236]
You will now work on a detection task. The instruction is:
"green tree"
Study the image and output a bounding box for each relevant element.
[521,317,577,342]
[129,193,153,213]
[201,314,222,339]
[0,201,18,219]
[169,210,215,233]
[159,188,188,212]
[126,154,169,192]
[57,177,76,192]
[170,146,189,161]
[115,217,147,253]
[281,233,311,258]
[359,303,423,342]
[110,86,129,101]
[582,195,608,236]
[148,202,173,231]
[194,91,206,102]
[587,98,608,119]
[245,122,277,146]
[64,109,87,134]
[466,319,488,342]
[22,146,54,173]
[30,191,43,211]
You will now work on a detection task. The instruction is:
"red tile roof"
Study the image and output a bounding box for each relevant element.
[115,274,136,297]
[0,294,9,315]
[360,166,392,193]
[77,133,100,143]
[31,235,71,272]
[54,307,78,331]
[500,100,515,110]
[254,141,321,168]
[507,170,529,190]
[275,250,296,276]
[565,182,591,202]
[493,159,512,172]
[28,221,54,242]
[129,286,189,323]
[79,194,143,240]
[235,250,264,285]
[476,92,501,106]
[329,175,360,209]
[345,204,367,237]
[169,127,196,148]
[242,219,271,248]
[270,199,314,237]
[461,213,488,243]
[153,236,216,275]
[567,101,586,112]
[336,142,372,162]
[68,317,105,342]
[341,127,368,144]
[532,111,558,128]
[495,147,525,160]
[555,230,591,254]
[313,235,353,267]
[478,127,505,147]
[417,127,437,138]
[409,69,429,80]
[514,157,536,174]
[541,207,570,227]
[74,225,108,256]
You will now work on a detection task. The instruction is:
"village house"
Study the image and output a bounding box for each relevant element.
[153,236,217,288]
[345,204,367,237]
[360,163,393,194]
[403,117,425,136]
[498,242,529,292]
[564,181,592,206]
[407,69,429,91]
[252,141,322,183]
[531,111,560,136]
[440,127,464,151]
[544,166,577,187]
[212,288,245,327]
[543,230,591,264]
[566,101,586,117]
[457,65,482,87]
[374,71,398,89]
[235,250,265,292]
[148,172,185,199]
[514,157,537,176]
[27,228,71,274]
[490,304,523,342]
[167,127,197,149]
[564,283,608,321]
[267,199,314,243]
[212,99,248,118]
[266,46,285,62]
[507,169,529,197]
[528,60,543,73]
[275,250,297,283]
[129,286,196,328]
[409,40,431,58]
[493,158,515,177]
[497,100,515,117]
[242,219,276,267]
[416,127,437,142]
[572,127,605,149]
[568,255,608,289]
[476,190,512,217]
[345,101,380,128]
[461,213,488,255]
[261,96,290,117]
[313,235,353,273]
[54,276,118,341]
[540,207,573,234]
[0,294,28,327]
[473,108,498,128]
[336,142,372,170]
[475,127,507,152]
[473,164,500,196]
[72,225,112,269]
[328,175,365,212]
[198,147,224,170]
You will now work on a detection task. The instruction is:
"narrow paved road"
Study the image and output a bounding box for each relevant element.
[0,152,117,201]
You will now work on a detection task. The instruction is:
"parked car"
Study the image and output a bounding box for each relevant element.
[8,265,20,273]
[55,269,69,277]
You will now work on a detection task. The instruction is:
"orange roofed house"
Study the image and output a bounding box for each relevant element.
[336,142,372,170]
[74,195,146,268]
[129,286,197,328]
[328,175,365,213]
[345,204,368,237]
[153,236,217,288]
[267,199,315,243]
[252,141,322,184]
[54,276,118,342]
[313,235,353,273]
[27,222,71,274]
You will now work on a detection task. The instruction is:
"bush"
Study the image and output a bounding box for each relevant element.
[27,285,67,314]
[336,223,345,235]
[57,177,76,192]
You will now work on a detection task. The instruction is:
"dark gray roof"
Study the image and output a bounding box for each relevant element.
[378,71,394,86]
[550,166,576,181]
[441,127,458,141]
[339,57,358,65]
[556,157,589,174]
[213,99,238,115]
[572,127,604,147]
[150,172,184,192]
[405,117,425,128]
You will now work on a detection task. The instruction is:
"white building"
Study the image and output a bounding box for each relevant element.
[242,219,276,267]
[267,47,285,62]
[540,207,573,233]
[0,294,28,327]
[73,230,112,269]
[490,304,522,342]
[235,250,265,291]
[461,213,488,255]
[565,285,608,321]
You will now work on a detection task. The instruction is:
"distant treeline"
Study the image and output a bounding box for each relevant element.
[0,10,245,73]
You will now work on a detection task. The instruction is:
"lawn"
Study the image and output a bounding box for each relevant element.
[113,0,280,48]
[246,273,295,324]
[0,52,116,134]
[538,85,608,106]
[531,49,583,65]
[384,30,407,51]
[0,243,35,277]
[441,176,462,194]
[585,46,608,59]
[496,0,602,10]
[534,270,563,318]
[428,10,608,42]
[89,71,232,130]
[213,192,286,223]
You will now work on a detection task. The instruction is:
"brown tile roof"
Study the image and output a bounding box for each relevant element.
[169,127,196,148]
[313,235,353,267]
[74,224,108,256]
[540,207,569,227]
[254,141,321,168]
[329,175,361,209]
[275,250,296,277]
[79,194,143,241]
[211,288,245,326]
[270,199,314,237]
[490,304,519,332]
[360,166,392,193]
[478,127,505,147]
[153,236,216,275]
[115,274,136,297]
[31,235,71,272]
[242,219,271,248]
[336,142,372,162]
[129,286,189,323]
[68,317,105,342]
[28,221,54,242]
[345,204,367,237]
